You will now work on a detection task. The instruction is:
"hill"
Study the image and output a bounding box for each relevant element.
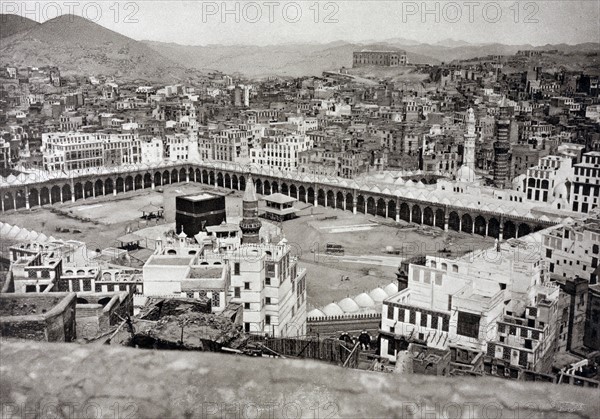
[0,14,193,82]
[0,14,40,40]
[142,41,440,77]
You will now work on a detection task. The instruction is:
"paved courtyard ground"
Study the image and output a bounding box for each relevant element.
[1,183,495,309]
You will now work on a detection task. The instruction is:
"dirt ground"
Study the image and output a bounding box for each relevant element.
[1,183,495,309]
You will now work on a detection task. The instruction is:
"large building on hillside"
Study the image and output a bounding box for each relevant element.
[353,51,407,68]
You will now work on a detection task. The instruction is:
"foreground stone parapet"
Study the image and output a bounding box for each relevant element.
[0,340,597,418]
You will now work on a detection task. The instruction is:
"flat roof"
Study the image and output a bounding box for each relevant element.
[264,193,297,204]
[181,193,219,202]
[145,256,192,266]
[206,223,240,233]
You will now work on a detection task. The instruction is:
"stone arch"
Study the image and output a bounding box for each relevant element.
[84,181,93,198]
[256,179,263,194]
[422,207,433,226]
[171,169,178,184]
[435,209,445,229]
[163,170,170,185]
[179,168,186,182]
[412,205,422,224]
[125,176,133,192]
[376,198,386,217]
[3,192,14,211]
[317,189,325,206]
[50,186,61,204]
[299,185,306,202]
[388,200,396,220]
[135,174,143,189]
[518,223,531,238]
[488,218,500,239]
[74,182,84,200]
[116,178,124,193]
[94,179,103,197]
[400,202,410,222]
[503,220,516,240]
[307,187,315,204]
[357,195,366,214]
[195,168,202,183]
[271,181,279,193]
[474,216,487,236]
[336,191,344,210]
[15,190,26,209]
[188,167,195,182]
[40,187,50,205]
[225,173,231,188]
[448,211,460,231]
[62,184,72,202]
[281,182,289,195]
[144,173,152,188]
[461,214,473,234]
[290,184,298,199]
[327,190,335,208]
[154,172,162,186]
[209,171,215,185]
[29,188,39,207]
[202,170,209,184]
[541,179,549,189]
[264,180,271,195]
[346,193,353,212]
[239,175,246,191]
[232,174,239,190]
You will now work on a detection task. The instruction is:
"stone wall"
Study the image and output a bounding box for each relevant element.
[0,340,598,418]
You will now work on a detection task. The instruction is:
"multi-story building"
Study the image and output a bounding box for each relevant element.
[41,132,141,171]
[250,132,312,171]
[571,151,600,214]
[493,105,512,188]
[353,50,407,67]
[542,212,600,285]
[380,232,560,374]
[210,128,250,163]
[524,155,573,206]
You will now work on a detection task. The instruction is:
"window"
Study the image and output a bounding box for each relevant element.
[244,282,250,290]
[387,305,394,320]
[234,287,241,298]
[265,315,271,325]
[244,323,250,333]
[456,311,481,339]
[265,297,271,305]
[234,262,240,275]
[265,277,271,286]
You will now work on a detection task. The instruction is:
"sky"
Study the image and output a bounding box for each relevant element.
[4,0,599,46]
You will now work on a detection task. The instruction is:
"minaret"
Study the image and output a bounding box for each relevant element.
[239,175,262,244]
[463,108,476,171]
[493,100,512,189]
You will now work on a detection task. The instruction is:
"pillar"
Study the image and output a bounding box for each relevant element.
[499,221,504,241]
[420,211,423,225]
[353,198,357,215]
[343,198,347,211]
[151,181,155,190]
[444,213,449,231]
[324,194,328,207]
[409,206,412,223]
[1,198,4,212]
[471,221,475,235]
[93,186,96,198]
[485,222,489,237]
[186,172,190,183]
[334,195,337,209]
[515,224,520,239]
[396,199,400,222]
[314,194,317,207]
[60,188,63,203]
[102,184,106,196]
[71,181,76,203]
[25,187,30,210]
[385,204,388,219]
[305,191,308,203]
[458,217,462,232]
[13,195,17,209]
[433,212,437,227]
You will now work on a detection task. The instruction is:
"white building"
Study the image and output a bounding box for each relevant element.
[571,151,600,214]
[250,132,312,171]
[140,137,164,165]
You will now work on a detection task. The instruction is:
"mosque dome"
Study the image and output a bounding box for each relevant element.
[354,293,375,308]
[384,283,399,295]
[369,287,389,302]
[455,165,476,182]
[338,297,360,313]
[307,309,325,319]
[322,303,344,317]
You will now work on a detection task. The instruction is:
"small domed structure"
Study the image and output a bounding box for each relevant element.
[307,309,325,319]
[369,287,388,303]
[338,297,360,313]
[322,303,344,317]
[384,283,399,295]
[354,293,375,308]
